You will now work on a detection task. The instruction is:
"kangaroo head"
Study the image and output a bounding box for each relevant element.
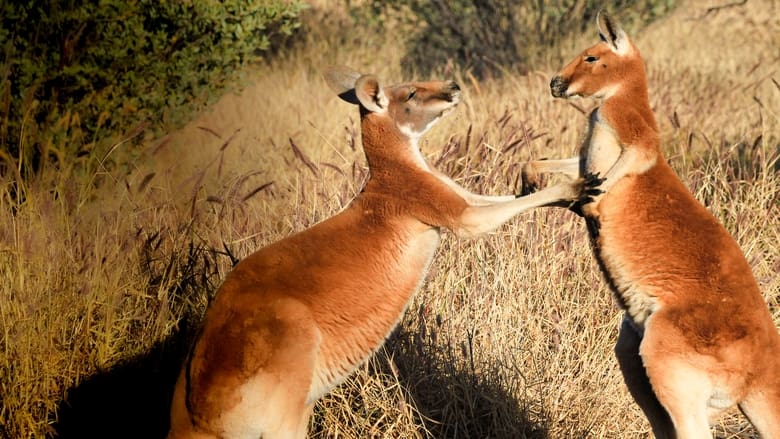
[550,11,643,100]
[325,66,460,141]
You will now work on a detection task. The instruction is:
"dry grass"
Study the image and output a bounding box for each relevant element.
[1,1,778,438]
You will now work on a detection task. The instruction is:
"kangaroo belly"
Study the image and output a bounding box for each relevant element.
[587,176,662,328]
[592,223,660,327]
[587,162,764,335]
[308,226,441,401]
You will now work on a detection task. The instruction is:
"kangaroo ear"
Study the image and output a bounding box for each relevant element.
[324,66,362,105]
[597,11,630,55]
[354,74,388,113]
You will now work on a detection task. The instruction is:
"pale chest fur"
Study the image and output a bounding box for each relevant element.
[582,109,622,177]
[308,226,440,402]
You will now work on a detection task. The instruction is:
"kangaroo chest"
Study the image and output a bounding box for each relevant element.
[581,110,622,177]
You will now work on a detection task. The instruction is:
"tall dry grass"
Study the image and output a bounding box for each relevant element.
[1,1,778,438]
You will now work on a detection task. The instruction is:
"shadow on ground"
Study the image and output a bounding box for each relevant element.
[52,322,196,439]
[53,314,547,439]
[384,322,549,439]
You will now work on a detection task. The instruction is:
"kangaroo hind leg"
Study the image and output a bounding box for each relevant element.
[641,315,713,439]
[614,316,675,439]
[739,385,780,438]
[199,297,321,439]
[252,299,321,439]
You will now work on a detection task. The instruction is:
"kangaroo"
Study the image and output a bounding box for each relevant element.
[522,12,780,438]
[166,67,585,439]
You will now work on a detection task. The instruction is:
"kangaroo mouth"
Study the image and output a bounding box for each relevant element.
[441,103,458,117]
[438,91,460,117]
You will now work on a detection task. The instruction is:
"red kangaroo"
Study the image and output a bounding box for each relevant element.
[166,67,584,439]
[523,11,780,438]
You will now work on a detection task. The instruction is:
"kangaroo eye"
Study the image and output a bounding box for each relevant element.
[585,55,599,63]
[407,89,416,101]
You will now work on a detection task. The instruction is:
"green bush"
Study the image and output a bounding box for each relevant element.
[0,0,306,176]
[365,0,676,79]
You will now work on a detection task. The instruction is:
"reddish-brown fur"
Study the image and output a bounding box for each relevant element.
[525,12,780,438]
[166,67,584,439]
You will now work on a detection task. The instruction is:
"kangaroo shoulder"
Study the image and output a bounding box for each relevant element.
[598,103,658,147]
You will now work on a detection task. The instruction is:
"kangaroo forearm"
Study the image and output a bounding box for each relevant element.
[431,167,516,205]
[452,182,578,238]
[600,147,657,192]
[525,157,581,178]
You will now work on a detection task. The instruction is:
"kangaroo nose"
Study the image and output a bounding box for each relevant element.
[446,81,461,103]
[550,76,568,98]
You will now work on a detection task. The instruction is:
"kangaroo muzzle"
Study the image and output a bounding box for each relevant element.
[445,81,461,102]
[550,76,569,98]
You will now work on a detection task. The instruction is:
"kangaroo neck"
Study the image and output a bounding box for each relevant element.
[599,72,657,133]
[359,113,426,184]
